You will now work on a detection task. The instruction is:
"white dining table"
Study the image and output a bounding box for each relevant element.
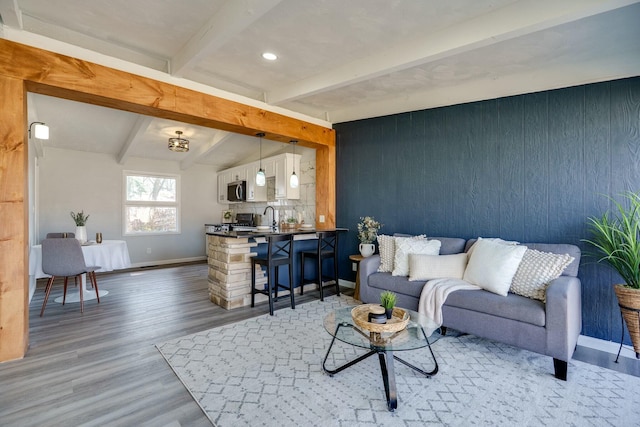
[29,239,132,303]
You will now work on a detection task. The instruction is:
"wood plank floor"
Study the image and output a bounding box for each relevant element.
[1,262,638,426]
[0,262,342,427]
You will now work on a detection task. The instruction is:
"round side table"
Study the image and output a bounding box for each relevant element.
[349,254,365,301]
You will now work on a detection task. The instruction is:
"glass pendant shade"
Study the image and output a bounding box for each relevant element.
[256,132,266,186]
[290,171,299,188]
[256,168,266,186]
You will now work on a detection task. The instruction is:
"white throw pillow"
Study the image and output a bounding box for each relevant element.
[408,253,468,281]
[392,238,441,276]
[463,238,527,296]
[510,249,574,302]
[377,235,395,272]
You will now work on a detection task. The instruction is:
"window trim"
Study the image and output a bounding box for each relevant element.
[122,170,181,236]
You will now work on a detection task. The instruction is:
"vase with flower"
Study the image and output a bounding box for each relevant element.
[70,210,90,244]
[357,216,382,257]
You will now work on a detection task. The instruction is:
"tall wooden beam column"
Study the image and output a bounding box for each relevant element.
[0,38,335,361]
[0,76,29,361]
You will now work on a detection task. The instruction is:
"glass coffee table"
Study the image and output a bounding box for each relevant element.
[322,305,442,411]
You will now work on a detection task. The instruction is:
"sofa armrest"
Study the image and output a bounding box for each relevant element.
[358,255,381,303]
[545,276,582,362]
[359,255,381,282]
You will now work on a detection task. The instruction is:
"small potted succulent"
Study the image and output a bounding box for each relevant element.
[380,290,397,319]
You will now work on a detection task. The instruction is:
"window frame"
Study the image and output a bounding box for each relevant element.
[122,170,181,236]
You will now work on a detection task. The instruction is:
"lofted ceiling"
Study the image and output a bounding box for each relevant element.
[2,0,640,170]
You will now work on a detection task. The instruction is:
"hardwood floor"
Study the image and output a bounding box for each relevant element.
[1,262,638,426]
[0,262,338,427]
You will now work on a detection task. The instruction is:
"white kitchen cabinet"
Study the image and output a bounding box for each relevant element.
[217,170,232,202]
[246,162,267,202]
[273,153,301,200]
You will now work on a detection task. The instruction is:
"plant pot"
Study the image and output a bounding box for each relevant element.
[359,243,375,257]
[384,307,394,319]
[75,226,87,244]
[613,284,640,358]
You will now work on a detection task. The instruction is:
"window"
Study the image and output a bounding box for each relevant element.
[123,171,180,235]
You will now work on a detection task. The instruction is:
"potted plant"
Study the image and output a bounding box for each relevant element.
[70,210,90,244]
[357,216,382,257]
[380,290,397,319]
[584,191,640,358]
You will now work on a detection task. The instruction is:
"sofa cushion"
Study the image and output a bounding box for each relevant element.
[444,289,546,326]
[510,249,575,302]
[408,253,468,281]
[392,237,440,276]
[463,238,527,296]
[369,272,426,299]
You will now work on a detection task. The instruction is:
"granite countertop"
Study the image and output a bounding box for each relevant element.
[206,228,347,239]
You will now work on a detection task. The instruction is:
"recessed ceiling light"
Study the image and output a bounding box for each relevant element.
[262,52,277,61]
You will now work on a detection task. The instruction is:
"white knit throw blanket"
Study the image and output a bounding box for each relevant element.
[418,278,481,326]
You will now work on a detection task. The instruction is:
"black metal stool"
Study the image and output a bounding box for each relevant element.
[300,231,340,301]
[251,233,295,315]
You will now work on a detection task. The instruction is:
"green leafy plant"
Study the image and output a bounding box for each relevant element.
[380,290,397,309]
[583,192,640,289]
[286,217,297,223]
[357,216,382,244]
[70,210,90,226]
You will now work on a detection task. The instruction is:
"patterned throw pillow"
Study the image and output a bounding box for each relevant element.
[392,237,441,276]
[377,235,395,272]
[510,249,574,302]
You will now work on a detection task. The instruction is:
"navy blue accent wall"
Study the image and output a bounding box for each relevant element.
[334,77,640,343]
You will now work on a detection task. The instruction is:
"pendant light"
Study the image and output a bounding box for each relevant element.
[256,132,266,187]
[168,130,189,152]
[289,140,299,189]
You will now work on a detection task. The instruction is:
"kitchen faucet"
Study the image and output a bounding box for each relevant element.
[263,206,276,230]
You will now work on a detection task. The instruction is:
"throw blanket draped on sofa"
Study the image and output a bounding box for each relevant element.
[418,278,480,326]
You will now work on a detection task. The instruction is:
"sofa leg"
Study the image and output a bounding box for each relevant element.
[553,358,567,381]
[440,327,447,336]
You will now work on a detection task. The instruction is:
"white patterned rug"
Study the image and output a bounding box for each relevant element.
[157,296,640,427]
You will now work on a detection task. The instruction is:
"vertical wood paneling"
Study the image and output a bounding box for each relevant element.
[335,77,640,343]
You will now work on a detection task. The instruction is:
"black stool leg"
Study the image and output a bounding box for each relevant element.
[251,261,256,308]
[318,254,324,301]
[289,261,295,309]
[300,253,305,295]
[267,266,274,316]
[334,256,340,296]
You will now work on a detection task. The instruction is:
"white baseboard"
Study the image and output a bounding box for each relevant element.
[339,279,355,289]
[578,334,637,360]
[128,256,207,269]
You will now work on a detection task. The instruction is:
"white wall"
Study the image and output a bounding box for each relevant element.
[37,147,224,265]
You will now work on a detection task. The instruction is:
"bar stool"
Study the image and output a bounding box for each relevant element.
[251,233,295,316]
[300,231,340,301]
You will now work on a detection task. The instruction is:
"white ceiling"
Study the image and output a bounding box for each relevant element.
[2,0,639,170]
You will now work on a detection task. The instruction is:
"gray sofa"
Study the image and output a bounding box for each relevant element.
[358,237,582,380]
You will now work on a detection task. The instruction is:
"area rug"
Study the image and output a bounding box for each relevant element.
[157,296,640,426]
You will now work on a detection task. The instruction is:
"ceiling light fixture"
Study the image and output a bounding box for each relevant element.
[28,122,49,140]
[168,130,189,152]
[289,140,299,189]
[256,132,266,187]
[262,52,277,61]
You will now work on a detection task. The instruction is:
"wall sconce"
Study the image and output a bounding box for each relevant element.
[289,140,299,189]
[28,122,49,140]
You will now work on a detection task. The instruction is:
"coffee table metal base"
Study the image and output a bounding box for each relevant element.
[322,322,439,411]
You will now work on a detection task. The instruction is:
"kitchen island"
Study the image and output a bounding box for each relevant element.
[205,228,345,310]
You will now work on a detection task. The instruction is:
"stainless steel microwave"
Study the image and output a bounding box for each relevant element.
[227,180,247,202]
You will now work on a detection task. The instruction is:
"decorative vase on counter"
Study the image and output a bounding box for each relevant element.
[75,226,88,244]
[359,243,375,257]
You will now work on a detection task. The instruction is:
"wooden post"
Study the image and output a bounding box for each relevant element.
[0,76,29,361]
